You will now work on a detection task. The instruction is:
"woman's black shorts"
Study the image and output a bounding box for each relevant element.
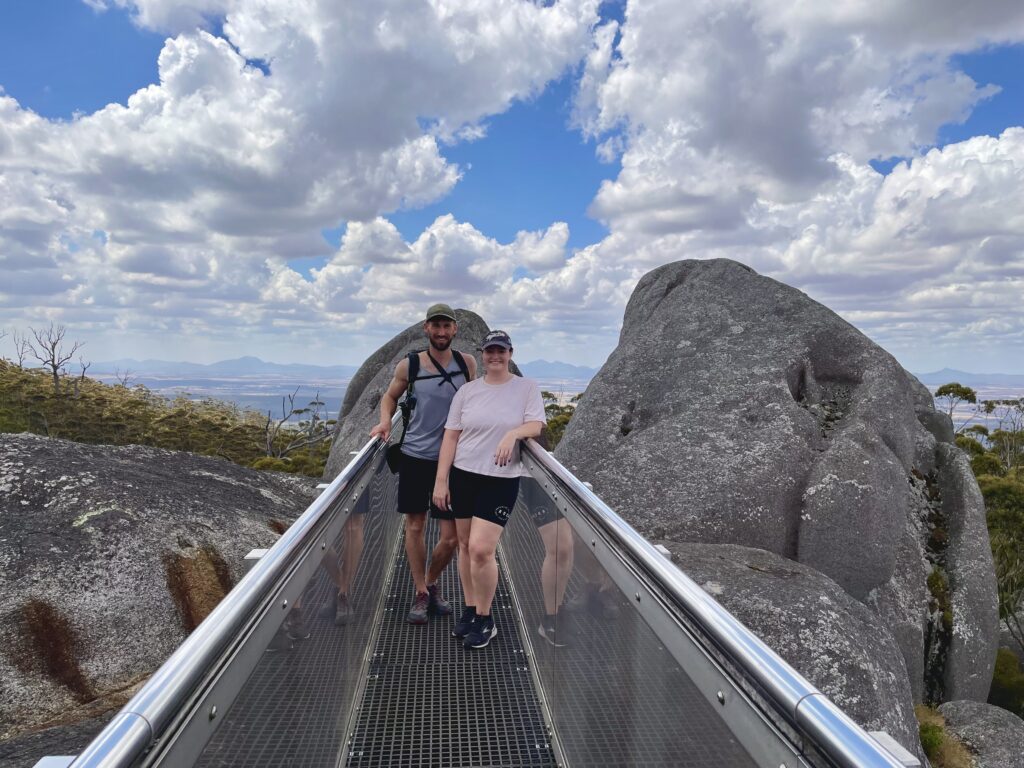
[449,466,521,527]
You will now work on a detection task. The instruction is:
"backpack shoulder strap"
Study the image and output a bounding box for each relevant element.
[405,351,420,397]
[452,350,471,384]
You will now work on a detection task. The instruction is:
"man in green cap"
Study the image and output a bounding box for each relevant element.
[370,304,477,623]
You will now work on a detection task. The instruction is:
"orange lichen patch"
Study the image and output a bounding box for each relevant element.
[267,518,288,535]
[16,599,94,703]
[164,547,234,632]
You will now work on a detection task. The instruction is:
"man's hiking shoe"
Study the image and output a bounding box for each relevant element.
[266,627,293,652]
[537,621,566,648]
[452,606,476,638]
[565,587,620,619]
[427,584,452,616]
[463,615,497,649]
[317,592,336,620]
[284,610,310,641]
[335,593,353,626]
[407,592,429,624]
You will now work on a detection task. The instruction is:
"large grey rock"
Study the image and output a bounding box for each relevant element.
[937,444,1000,701]
[556,258,998,702]
[0,434,315,740]
[323,309,500,479]
[660,541,924,762]
[939,699,1024,768]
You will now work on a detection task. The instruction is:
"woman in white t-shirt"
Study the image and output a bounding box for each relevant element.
[432,329,546,649]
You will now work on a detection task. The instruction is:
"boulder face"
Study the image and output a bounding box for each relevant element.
[939,700,1024,768]
[659,542,923,761]
[323,309,499,479]
[0,434,316,740]
[556,258,998,705]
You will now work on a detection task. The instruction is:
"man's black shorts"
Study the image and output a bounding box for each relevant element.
[398,452,453,519]
[449,466,521,528]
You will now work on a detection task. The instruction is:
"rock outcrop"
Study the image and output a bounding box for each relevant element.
[0,434,315,741]
[323,308,500,479]
[658,541,923,759]
[939,700,1024,768]
[556,259,1000,737]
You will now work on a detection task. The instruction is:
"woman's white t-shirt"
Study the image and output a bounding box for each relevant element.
[445,375,546,478]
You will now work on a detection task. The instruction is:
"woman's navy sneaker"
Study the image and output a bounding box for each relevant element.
[463,615,497,649]
[452,606,476,638]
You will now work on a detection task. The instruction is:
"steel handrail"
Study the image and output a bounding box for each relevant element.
[69,421,394,768]
[521,439,906,768]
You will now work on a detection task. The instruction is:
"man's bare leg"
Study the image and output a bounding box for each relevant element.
[405,512,428,594]
[339,514,365,595]
[426,518,458,585]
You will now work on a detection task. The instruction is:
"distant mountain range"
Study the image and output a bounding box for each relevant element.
[92,356,359,379]
[91,356,599,381]
[914,368,1024,387]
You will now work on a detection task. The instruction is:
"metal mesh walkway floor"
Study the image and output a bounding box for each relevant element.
[345,524,557,768]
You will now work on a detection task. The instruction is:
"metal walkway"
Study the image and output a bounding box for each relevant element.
[346,525,554,768]
[54,427,915,768]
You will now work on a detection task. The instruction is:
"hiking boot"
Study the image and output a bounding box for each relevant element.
[427,584,452,616]
[537,620,566,648]
[317,591,337,619]
[266,627,293,652]
[596,590,621,620]
[407,592,429,624]
[334,593,353,626]
[284,610,310,640]
[463,615,497,649]
[564,587,597,614]
[452,606,476,638]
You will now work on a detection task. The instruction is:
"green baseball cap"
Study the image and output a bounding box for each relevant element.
[425,303,457,321]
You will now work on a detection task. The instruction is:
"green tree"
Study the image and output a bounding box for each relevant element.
[935,382,978,432]
[979,474,1024,652]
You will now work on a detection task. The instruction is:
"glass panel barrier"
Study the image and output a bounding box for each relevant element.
[511,442,907,768]
[67,430,399,768]
[504,476,760,768]
[190,459,402,767]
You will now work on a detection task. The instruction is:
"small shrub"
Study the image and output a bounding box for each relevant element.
[919,722,943,759]
[971,452,1004,477]
[989,647,1024,717]
[955,434,986,457]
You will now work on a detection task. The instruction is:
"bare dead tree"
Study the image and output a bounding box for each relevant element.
[114,367,135,387]
[78,357,91,380]
[264,389,332,459]
[29,323,85,393]
[12,330,32,367]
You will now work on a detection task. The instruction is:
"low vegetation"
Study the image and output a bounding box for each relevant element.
[0,334,333,477]
[541,390,582,448]
[939,383,1024,720]
[914,706,973,768]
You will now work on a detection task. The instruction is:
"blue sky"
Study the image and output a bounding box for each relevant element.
[2,1,1024,374]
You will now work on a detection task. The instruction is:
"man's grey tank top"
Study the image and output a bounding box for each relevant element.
[401,355,468,460]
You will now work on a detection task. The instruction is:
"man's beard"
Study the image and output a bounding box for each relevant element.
[430,336,452,352]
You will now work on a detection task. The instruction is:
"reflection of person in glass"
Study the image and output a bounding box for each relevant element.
[432,330,546,649]
[520,470,573,647]
[318,493,367,624]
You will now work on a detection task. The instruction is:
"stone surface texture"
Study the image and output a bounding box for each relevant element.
[323,308,498,479]
[659,541,924,762]
[556,259,998,706]
[939,699,1024,768]
[0,434,315,740]
[936,444,1000,701]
